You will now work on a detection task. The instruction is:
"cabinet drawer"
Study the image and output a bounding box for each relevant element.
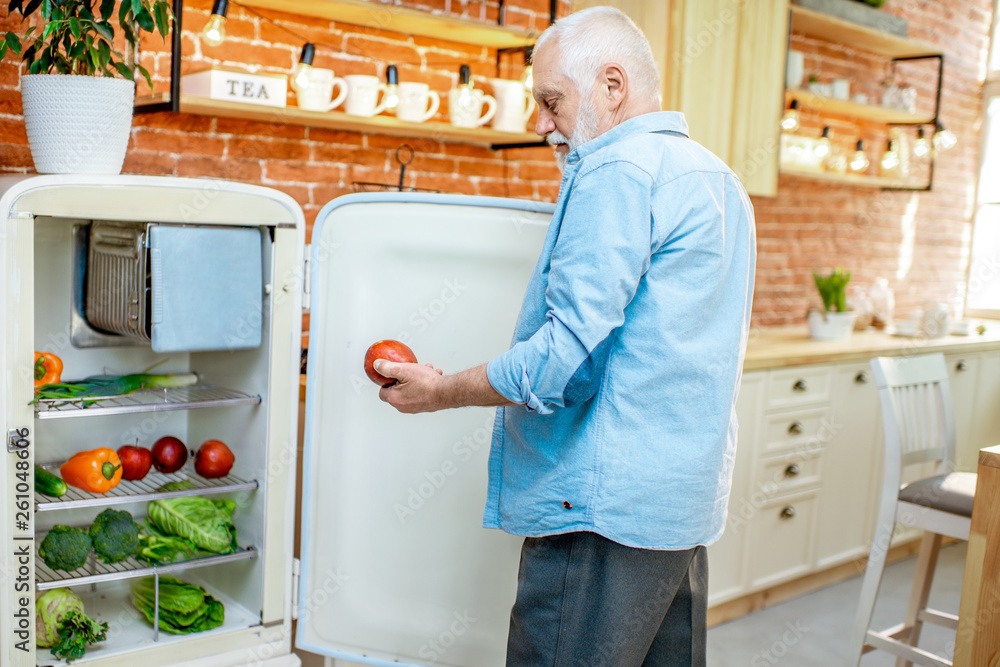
[755,452,821,495]
[747,492,818,590]
[760,407,832,456]
[764,366,832,410]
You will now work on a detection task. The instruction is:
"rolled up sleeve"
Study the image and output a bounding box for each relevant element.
[487,162,654,414]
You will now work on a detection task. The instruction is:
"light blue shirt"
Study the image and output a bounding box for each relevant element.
[485,112,756,549]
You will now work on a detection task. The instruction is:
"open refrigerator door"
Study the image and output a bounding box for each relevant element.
[296,194,552,666]
[0,174,305,667]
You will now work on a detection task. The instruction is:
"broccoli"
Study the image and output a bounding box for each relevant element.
[38,526,92,572]
[89,508,140,564]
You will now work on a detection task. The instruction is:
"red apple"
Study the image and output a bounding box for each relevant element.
[117,445,153,481]
[194,440,235,479]
[152,436,188,474]
[364,340,418,387]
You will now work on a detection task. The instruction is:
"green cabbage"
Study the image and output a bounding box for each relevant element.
[130,576,225,634]
[145,496,237,554]
[35,588,108,662]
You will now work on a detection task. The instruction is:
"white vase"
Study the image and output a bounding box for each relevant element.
[20,74,135,174]
[807,309,858,341]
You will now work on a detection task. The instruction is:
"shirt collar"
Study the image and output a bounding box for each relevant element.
[567,111,690,164]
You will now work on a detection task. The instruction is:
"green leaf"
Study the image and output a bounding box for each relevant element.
[136,62,151,88]
[153,2,170,37]
[131,0,142,17]
[68,17,81,39]
[135,6,153,32]
[99,0,114,20]
[119,0,129,25]
[4,31,21,54]
[22,0,40,17]
[9,0,24,14]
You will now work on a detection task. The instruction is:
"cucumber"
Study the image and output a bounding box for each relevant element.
[35,465,68,497]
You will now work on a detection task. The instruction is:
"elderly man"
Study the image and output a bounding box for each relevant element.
[375,6,755,666]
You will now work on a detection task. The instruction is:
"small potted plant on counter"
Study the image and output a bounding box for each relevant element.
[808,267,858,340]
[1,0,172,174]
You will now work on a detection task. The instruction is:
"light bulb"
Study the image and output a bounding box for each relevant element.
[202,0,229,47]
[914,127,931,158]
[292,43,315,91]
[520,46,533,91]
[781,99,800,132]
[880,139,900,175]
[384,64,399,113]
[933,122,957,152]
[814,126,831,159]
[850,139,870,174]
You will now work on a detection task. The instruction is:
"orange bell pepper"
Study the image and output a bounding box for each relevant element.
[34,351,63,387]
[60,448,123,494]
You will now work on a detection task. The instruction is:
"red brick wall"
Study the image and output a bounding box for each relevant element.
[753,0,994,327]
[0,0,993,332]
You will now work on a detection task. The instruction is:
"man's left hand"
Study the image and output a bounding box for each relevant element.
[376,360,445,413]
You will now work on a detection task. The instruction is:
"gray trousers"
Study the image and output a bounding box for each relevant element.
[506,531,708,667]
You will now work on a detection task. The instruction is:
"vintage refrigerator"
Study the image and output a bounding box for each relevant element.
[0,174,554,667]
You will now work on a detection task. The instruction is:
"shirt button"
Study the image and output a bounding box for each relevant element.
[562,501,573,509]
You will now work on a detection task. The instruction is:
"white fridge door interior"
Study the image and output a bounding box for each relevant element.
[298,194,552,667]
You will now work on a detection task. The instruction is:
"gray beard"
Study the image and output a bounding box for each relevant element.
[549,97,601,172]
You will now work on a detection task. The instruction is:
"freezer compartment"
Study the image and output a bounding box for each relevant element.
[78,221,264,352]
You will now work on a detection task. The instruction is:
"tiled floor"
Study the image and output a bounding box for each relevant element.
[707,542,966,666]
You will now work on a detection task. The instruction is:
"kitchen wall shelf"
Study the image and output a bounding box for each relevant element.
[35,469,258,512]
[789,5,941,59]
[785,89,934,125]
[238,0,538,49]
[136,94,541,148]
[33,384,262,419]
[36,545,258,590]
[780,165,927,190]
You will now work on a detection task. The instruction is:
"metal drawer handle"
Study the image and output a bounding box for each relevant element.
[956,360,968,372]
[792,379,808,392]
[780,506,796,520]
[855,371,869,384]
[788,421,804,435]
[784,464,801,477]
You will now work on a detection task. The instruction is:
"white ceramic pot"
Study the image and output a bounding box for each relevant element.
[20,74,135,174]
[807,309,858,341]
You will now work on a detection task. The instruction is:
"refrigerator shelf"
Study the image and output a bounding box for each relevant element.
[33,384,262,419]
[35,468,259,512]
[35,545,259,590]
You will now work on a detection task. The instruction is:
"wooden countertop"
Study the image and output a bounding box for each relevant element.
[744,323,1000,371]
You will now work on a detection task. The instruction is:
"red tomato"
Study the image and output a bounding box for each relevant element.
[116,445,153,481]
[364,340,418,387]
[195,440,235,479]
[152,436,188,474]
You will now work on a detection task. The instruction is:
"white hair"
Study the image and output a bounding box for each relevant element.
[534,6,661,106]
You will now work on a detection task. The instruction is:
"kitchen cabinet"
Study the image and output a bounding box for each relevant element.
[947,352,982,471]
[972,351,1000,455]
[571,0,788,197]
[781,5,944,190]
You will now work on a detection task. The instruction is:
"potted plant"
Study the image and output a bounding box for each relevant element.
[808,267,858,340]
[1,0,172,174]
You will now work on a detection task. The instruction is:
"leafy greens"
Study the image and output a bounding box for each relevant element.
[146,496,237,554]
[130,576,225,635]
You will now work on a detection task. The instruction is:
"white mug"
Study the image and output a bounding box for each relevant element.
[396,82,440,123]
[448,86,496,128]
[344,74,388,117]
[490,78,535,133]
[292,66,348,112]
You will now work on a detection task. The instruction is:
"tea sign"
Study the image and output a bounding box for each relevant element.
[182,68,288,108]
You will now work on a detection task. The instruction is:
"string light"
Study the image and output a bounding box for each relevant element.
[293,43,315,91]
[202,0,229,47]
[880,138,900,175]
[814,126,831,159]
[384,65,400,114]
[933,120,957,152]
[914,127,931,158]
[781,99,800,132]
[850,139,870,174]
[520,46,533,91]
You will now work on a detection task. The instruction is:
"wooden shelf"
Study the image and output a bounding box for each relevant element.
[790,6,942,59]
[780,165,928,189]
[238,0,538,49]
[786,89,934,125]
[138,94,542,148]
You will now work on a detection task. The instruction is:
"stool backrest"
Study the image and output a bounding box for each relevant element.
[869,354,956,483]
